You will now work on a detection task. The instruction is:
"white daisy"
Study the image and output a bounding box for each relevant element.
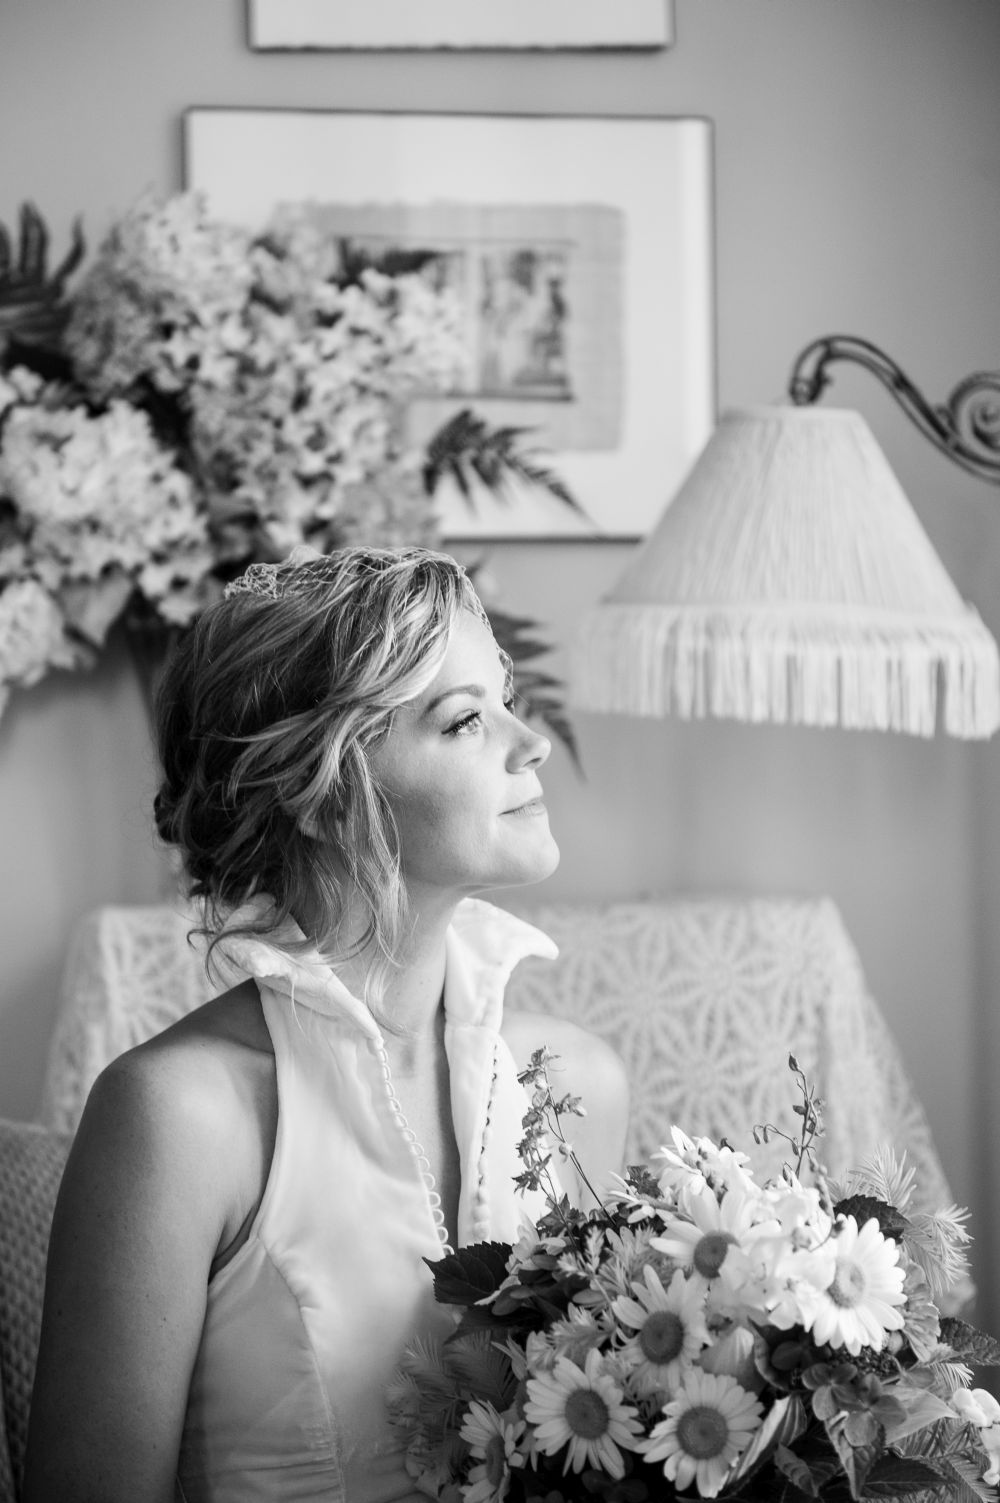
[524,1347,643,1479]
[652,1184,776,1297]
[642,1369,764,1498]
[806,1215,906,1355]
[613,1265,710,1395]
[653,1127,757,1199]
[460,1401,525,1503]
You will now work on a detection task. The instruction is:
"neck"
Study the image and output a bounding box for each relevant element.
[326,888,463,1051]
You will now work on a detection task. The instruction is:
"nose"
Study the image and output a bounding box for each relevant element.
[508,718,551,772]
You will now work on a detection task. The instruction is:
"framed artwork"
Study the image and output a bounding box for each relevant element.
[246,0,673,51]
[184,109,714,540]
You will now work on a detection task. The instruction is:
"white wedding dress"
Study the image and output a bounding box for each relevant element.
[174,899,556,1503]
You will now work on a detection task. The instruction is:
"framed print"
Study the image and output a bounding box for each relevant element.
[184,109,714,540]
[247,0,673,51]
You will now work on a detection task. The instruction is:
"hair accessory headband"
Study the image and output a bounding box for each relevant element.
[224,562,281,601]
[222,547,496,634]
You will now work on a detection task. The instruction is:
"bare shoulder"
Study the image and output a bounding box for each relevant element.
[69,978,275,1249]
[23,980,274,1502]
[85,978,272,1140]
[501,1010,630,1202]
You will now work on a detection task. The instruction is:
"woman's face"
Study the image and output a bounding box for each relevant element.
[370,609,559,907]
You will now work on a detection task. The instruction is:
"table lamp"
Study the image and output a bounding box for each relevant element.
[572,337,1000,738]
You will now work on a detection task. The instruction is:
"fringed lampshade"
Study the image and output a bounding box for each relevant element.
[571,405,1000,737]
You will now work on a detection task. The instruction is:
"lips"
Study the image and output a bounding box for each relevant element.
[503,797,547,816]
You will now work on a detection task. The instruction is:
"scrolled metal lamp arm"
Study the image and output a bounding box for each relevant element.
[788,334,1000,484]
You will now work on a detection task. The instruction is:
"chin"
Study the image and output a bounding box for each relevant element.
[504,836,562,890]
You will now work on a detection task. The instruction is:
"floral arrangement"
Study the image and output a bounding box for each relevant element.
[388,1054,1000,1502]
[0,200,578,751]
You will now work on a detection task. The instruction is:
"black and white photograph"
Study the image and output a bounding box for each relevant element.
[2,5,1000,1502]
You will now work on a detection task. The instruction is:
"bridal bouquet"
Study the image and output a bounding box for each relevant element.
[388,1054,1000,1502]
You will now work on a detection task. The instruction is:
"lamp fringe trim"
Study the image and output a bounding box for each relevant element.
[571,604,1000,739]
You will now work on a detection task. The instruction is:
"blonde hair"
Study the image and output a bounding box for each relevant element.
[154,546,496,1006]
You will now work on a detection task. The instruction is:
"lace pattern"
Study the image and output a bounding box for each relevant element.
[501,898,953,1218]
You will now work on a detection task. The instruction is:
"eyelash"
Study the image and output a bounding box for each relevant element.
[446,697,519,737]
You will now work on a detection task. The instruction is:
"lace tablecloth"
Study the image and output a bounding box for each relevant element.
[503,898,952,1214]
[40,896,954,1222]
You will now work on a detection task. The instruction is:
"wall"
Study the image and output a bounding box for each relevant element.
[2,0,1000,1317]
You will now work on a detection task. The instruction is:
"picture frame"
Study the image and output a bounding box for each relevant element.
[184,109,714,540]
[246,0,673,52]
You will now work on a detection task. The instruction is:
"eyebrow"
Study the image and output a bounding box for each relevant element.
[422,683,487,716]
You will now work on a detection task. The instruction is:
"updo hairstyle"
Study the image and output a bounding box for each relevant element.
[153,545,493,995]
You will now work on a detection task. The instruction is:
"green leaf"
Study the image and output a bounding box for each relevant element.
[824,1415,884,1499]
[773,1445,825,1498]
[422,406,587,518]
[939,1318,1000,1366]
[881,1384,958,1445]
[858,1453,947,1497]
[624,1164,661,1198]
[443,1331,517,1410]
[425,1241,512,1305]
[935,1455,998,1503]
[727,1396,809,1486]
[0,204,85,367]
[833,1196,909,1242]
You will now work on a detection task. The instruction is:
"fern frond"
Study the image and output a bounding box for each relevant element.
[444,1332,517,1411]
[936,1453,997,1502]
[919,1360,975,1396]
[422,407,586,518]
[906,1206,974,1302]
[842,1144,918,1211]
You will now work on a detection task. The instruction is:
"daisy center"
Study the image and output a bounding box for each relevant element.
[677,1403,730,1460]
[484,1433,508,1487]
[564,1388,611,1440]
[693,1231,736,1279]
[829,1259,867,1308]
[639,1309,685,1364]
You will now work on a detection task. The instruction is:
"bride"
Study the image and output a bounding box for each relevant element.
[24,545,628,1503]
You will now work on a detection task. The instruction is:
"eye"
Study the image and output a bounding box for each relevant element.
[445,709,484,737]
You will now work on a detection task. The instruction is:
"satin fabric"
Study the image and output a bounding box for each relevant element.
[175,899,557,1503]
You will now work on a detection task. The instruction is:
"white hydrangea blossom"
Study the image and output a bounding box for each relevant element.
[0,193,469,714]
[64,191,253,402]
[0,399,211,608]
[184,251,466,555]
[0,365,44,421]
[0,578,80,690]
[0,386,213,700]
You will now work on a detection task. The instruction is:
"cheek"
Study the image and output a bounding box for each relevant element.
[390,774,500,885]
[388,775,475,859]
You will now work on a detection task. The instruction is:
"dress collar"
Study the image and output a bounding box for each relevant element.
[444,899,557,1031]
[204,896,557,1039]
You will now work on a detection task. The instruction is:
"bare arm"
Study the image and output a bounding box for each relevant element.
[22,1043,239,1503]
[502,1013,630,1210]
